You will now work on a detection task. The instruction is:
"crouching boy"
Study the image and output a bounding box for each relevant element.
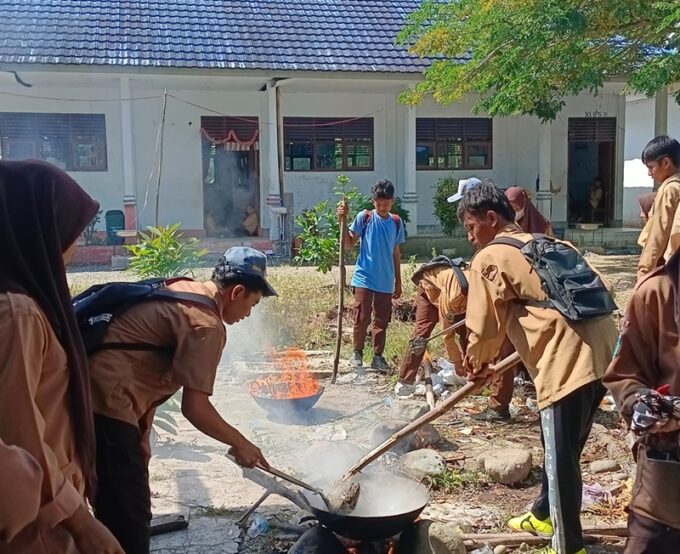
[87,247,276,554]
[395,257,468,398]
[604,251,680,553]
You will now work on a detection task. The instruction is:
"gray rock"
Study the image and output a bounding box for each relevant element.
[401,449,446,478]
[371,421,440,454]
[110,255,129,270]
[399,519,466,554]
[479,448,532,484]
[590,459,620,474]
[610,471,629,482]
[389,400,430,422]
[288,527,344,554]
[494,546,507,554]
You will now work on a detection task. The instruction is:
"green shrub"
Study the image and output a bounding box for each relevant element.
[294,175,365,273]
[433,176,460,236]
[295,174,412,273]
[126,223,208,278]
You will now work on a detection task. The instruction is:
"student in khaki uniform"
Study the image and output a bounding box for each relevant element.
[468,186,554,423]
[88,247,276,554]
[394,263,468,397]
[637,136,680,279]
[0,440,42,542]
[604,250,680,553]
[0,160,123,553]
[458,183,617,554]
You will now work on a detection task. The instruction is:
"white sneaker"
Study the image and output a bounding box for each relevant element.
[394,382,426,398]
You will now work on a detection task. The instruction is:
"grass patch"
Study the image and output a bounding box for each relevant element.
[428,469,488,492]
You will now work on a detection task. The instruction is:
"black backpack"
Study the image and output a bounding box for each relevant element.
[487,233,616,321]
[411,255,469,295]
[72,277,219,355]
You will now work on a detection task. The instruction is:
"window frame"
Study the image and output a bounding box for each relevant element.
[0,112,108,172]
[283,117,374,172]
[415,118,493,171]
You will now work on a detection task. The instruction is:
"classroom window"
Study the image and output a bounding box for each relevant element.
[0,112,107,171]
[284,117,374,171]
[416,118,492,170]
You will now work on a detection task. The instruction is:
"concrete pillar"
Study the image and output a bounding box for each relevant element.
[401,101,418,236]
[536,121,552,219]
[655,87,668,137]
[120,77,137,229]
[264,84,284,240]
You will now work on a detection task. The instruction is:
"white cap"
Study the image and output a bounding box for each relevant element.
[447,177,483,203]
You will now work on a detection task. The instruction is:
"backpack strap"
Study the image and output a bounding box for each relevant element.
[390,213,401,232]
[150,289,220,316]
[486,236,527,249]
[480,235,550,309]
[361,209,371,238]
[96,290,220,354]
[361,210,401,237]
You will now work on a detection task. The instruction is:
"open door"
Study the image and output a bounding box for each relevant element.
[567,118,616,226]
[201,116,260,237]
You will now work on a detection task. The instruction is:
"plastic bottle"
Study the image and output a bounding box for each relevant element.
[247,515,269,538]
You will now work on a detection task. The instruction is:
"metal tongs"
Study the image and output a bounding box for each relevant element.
[409,318,466,355]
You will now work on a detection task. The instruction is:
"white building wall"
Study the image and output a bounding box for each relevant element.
[279,91,395,218]
[0,71,628,235]
[0,76,126,223]
[129,86,261,230]
[623,95,680,225]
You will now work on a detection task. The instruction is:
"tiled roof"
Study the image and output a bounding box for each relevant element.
[0,1,465,73]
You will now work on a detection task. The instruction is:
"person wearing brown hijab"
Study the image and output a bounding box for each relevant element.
[604,248,680,553]
[0,160,122,553]
[505,186,554,236]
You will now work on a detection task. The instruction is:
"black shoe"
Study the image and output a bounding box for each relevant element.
[370,355,390,372]
[350,350,363,368]
[471,407,512,423]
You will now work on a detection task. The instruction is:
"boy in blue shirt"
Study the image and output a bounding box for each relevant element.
[337,180,406,371]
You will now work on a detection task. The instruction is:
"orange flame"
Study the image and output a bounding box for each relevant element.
[248,348,320,399]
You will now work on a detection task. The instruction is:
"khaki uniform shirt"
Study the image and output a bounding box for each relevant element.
[0,441,42,542]
[637,173,680,278]
[89,281,226,427]
[419,266,468,367]
[0,292,84,553]
[464,226,618,409]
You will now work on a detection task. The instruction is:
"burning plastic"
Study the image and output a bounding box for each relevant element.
[248,348,320,399]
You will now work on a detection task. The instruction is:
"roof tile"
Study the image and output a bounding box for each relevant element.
[0,0,468,73]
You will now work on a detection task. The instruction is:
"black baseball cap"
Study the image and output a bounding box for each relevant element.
[219,246,277,297]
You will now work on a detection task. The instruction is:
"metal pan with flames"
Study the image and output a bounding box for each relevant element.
[247,348,324,417]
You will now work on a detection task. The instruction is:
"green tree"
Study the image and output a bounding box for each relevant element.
[397,0,680,120]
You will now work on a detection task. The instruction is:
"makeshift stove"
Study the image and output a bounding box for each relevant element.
[247,348,324,418]
[287,524,404,554]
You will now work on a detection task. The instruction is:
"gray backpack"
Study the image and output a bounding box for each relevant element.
[486,234,616,321]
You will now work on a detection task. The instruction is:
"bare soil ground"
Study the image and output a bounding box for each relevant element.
[67,254,639,553]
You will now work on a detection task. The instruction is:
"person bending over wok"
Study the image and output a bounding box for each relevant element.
[87,247,276,554]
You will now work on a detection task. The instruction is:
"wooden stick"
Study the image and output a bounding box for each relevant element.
[461,525,628,548]
[236,491,271,527]
[332,199,347,385]
[423,360,436,410]
[341,351,522,479]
